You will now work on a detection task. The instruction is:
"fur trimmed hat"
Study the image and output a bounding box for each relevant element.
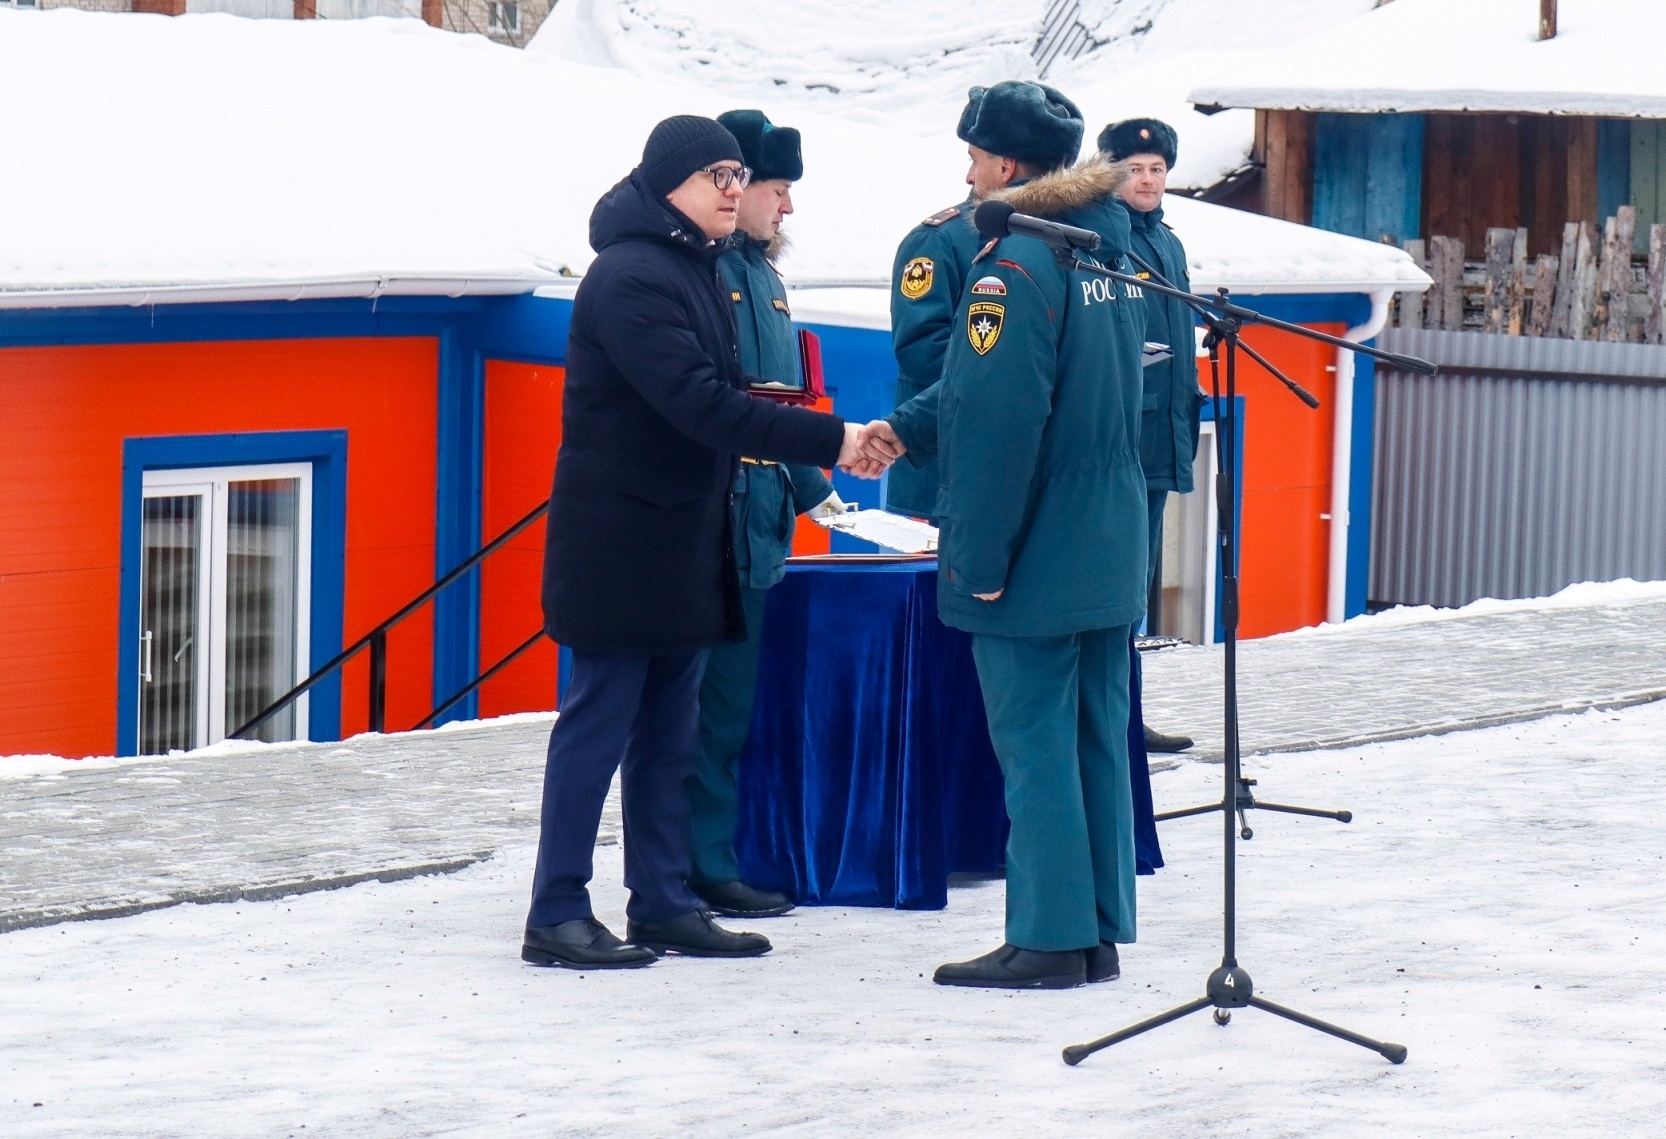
[641,115,744,197]
[956,81,1084,172]
[1098,118,1179,168]
[716,109,804,183]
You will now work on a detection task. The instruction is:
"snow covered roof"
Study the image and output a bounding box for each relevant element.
[0,9,1423,315]
[532,0,1380,194]
[783,191,1430,334]
[1190,0,1666,118]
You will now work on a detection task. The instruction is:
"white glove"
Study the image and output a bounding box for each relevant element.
[807,492,851,520]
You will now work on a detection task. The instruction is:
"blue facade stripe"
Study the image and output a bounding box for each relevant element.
[473,292,572,366]
[117,430,348,756]
[1347,351,1377,619]
[432,331,486,726]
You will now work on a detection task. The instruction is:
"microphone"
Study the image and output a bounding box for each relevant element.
[973,199,1102,254]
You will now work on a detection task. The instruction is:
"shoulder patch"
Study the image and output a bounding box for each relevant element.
[969,275,1007,297]
[967,302,1005,356]
[921,206,961,227]
[731,290,743,302]
[771,297,791,314]
[899,256,935,301]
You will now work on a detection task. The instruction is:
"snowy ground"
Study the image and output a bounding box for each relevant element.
[5,703,1665,1137]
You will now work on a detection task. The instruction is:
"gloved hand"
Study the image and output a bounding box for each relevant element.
[806,492,851,520]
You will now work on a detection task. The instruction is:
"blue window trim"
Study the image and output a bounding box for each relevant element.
[117,430,348,756]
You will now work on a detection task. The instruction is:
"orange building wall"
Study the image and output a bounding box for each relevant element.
[1231,322,1341,638]
[0,337,441,758]
[478,360,562,718]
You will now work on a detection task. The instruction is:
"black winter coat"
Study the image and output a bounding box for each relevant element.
[541,172,847,656]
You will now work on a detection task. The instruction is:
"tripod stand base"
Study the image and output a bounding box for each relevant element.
[1063,964,1406,1067]
[1155,776,1352,839]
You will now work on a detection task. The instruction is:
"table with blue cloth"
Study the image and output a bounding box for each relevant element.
[735,558,1163,910]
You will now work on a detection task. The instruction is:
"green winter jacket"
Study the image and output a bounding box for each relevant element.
[883,198,984,518]
[719,235,836,590]
[1126,203,1204,493]
[933,157,1150,637]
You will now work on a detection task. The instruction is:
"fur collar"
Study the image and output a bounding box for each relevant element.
[734,229,791,265]
[991,155,1128,220]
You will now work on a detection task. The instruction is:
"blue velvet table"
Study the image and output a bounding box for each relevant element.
[735,560,1162,910]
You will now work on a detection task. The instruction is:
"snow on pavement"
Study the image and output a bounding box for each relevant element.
[4,702,1664,1137]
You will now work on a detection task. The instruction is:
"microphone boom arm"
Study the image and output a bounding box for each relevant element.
[1072,254,1437,379]
[1122,250,1319,409]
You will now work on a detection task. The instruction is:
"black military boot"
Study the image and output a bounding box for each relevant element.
[1086,940,1121,983]
[933,943,1086,989]
[627,910,772,958]
[693,879,795,918]
[522,918,657,970]
[1144,724,1194,753]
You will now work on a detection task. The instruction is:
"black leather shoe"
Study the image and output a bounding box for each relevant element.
[522,918,657,970]
[627,910,772,958]
[1086,940,1121,983]
[693,879,795,918]
[1145,725,1194,753]
[932,943,1086,990]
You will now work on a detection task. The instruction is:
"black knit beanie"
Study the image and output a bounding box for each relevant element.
[716,109,803,183]
[956,80,1084,172]
[641,115,744,197]
[1099,118,1179,168]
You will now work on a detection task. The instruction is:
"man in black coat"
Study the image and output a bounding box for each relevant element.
[526,116,879,970]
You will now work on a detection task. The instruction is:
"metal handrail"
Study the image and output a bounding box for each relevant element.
[413,628,547,731]
[230,498,550,740]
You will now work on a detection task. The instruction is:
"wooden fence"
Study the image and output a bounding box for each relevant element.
[1395,206,1666,342]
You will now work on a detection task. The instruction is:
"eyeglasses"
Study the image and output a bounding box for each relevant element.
[700,164,753,191]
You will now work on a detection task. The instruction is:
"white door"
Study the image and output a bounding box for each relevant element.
[1154,421,1220,646]
[139,463,313,752]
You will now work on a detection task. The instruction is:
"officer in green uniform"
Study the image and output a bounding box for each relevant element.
[926,83,1150,990]
[1101,118,1204,753]
[685,110,847,920]
[872,94,999,519]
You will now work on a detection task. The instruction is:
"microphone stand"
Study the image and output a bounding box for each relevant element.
[1123,248,1352,839]
[1040,244,1432,1068]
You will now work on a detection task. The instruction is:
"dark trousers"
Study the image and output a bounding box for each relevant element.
[1146,487,1168,595]
[688,586,770,887]
[526,649,708,929]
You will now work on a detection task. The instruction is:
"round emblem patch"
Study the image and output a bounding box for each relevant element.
[899,256,935,301]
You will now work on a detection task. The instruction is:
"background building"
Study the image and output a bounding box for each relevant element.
[5,0,553,47]
[0,11,1425,758]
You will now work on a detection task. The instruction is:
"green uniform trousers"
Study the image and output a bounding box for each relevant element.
[971,625,1138,951]
[687,585,770,887]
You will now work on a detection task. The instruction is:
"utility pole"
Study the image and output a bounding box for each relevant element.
[1539,0,1558,41]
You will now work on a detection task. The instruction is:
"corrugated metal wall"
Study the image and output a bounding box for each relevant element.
[1372,328,1666,608]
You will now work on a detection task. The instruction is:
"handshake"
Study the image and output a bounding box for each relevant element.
[836,420,908,479]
